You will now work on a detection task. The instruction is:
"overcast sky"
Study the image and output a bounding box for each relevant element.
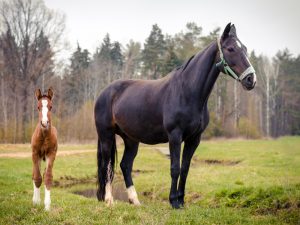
[44,0,300,59]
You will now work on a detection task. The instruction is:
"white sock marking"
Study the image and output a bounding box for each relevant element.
[44,186,51,211]
[105,183,113,206]
[32,181,40,205]
[127,185,141,205]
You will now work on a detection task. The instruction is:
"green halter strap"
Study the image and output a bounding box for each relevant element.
[216,38,255,81]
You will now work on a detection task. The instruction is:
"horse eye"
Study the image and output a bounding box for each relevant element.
[228,47,235,52]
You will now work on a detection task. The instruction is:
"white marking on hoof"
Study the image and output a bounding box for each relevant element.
[44,186,51,211]
[105,183,114,206]
[127,186,141,206]
[32,181,40,205]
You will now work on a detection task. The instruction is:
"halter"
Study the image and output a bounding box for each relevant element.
[216,38,255,81]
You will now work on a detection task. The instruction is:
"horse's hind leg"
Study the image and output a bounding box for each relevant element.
[97,130,116,206]
[44,152,56,211]
[120,137,140,205]
[32,151,42,205]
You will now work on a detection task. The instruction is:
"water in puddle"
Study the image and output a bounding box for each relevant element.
[73,180,128,202]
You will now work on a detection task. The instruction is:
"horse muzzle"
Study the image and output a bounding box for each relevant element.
[41,121,49,129]
[241,73,256,91]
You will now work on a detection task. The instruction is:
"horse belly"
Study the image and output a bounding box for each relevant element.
[114,108,168,144]
[112,81,169,144]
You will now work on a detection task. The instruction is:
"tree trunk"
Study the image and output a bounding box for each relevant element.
[266,75,270,137]
[1,75,8,142]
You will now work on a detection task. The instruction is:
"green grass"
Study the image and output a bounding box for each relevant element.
[0,137,299,224]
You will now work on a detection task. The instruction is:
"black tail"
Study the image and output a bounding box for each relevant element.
[96,136,117,201]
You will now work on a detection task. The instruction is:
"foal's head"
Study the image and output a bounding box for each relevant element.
[217,23,256,90]
[35,88,54,129]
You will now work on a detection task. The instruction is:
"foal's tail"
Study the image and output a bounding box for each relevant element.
[96,136,117,201]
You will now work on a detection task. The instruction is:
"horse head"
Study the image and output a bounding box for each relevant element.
[217,23,256,90]
[35,88,54,129]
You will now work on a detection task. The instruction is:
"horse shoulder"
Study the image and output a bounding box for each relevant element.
[50,127,58,148]
[200,104,210,132]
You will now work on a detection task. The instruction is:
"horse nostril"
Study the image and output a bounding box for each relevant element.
[247,76,252,83]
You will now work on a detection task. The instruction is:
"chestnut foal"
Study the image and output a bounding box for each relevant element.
[31,88,57,211]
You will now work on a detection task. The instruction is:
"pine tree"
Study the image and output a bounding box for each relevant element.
[142,24,166,79]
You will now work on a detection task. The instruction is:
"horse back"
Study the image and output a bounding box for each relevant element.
[95,79,169,143]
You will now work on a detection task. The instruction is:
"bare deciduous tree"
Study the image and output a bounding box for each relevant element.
[0,0,65,142]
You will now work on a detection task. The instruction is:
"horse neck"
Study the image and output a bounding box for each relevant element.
[180,41,220,108]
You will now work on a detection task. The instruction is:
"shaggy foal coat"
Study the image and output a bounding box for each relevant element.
[31,88,57,211]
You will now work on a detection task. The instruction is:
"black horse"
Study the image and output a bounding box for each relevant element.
[94,23,256,208]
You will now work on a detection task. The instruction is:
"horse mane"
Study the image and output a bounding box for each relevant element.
[176,55,195,72]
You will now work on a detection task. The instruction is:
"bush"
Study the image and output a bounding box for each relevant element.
[237,117,261,139]
[203,112,224,139]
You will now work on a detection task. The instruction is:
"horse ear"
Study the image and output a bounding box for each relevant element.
[35,89,42,100]
[221,22,231,41]
[47,87,54,100]
[229,24,237,37]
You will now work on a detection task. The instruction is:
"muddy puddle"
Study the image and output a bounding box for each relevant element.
[192,157,241,166]
[54,169,154,202]
[73,179,128,202]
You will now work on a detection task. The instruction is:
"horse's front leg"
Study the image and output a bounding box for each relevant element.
[178,134,201,207]
[32,152,42,205]
[44,152,56,211]
[168,129,182,209]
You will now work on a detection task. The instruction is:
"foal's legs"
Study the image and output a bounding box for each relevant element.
[120,137,140,205]
[178,134,201,207]
[168,129,182,209]
[44,152,56,211]
[32,152,42,205]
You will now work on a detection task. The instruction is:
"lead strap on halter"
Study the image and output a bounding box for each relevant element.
[216,38,255,82]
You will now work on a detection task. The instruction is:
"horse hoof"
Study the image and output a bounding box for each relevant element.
[129,198,141,206]
[171,201,180,209]
[105,197,114,207]
[178,199,184,208]
[32,199,41,205]
[32,195,41,205]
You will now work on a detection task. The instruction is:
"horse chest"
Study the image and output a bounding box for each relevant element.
[165,106,208,140]
[38,138,56,156]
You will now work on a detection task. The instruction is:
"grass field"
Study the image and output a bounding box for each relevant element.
[0,137,299,224]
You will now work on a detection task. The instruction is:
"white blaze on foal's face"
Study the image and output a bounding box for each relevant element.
[41,100,49,127]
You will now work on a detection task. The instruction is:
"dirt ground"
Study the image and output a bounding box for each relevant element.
[0,149,96,158]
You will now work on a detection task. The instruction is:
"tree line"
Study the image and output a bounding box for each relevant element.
[0,0,299,143]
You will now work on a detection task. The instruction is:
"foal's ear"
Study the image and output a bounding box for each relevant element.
[221,22,231,41]
[35,89,42,100]
[47,87,54,100]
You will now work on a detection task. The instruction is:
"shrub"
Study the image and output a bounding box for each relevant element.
[237,117,261,139]
[203,112,224,139]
